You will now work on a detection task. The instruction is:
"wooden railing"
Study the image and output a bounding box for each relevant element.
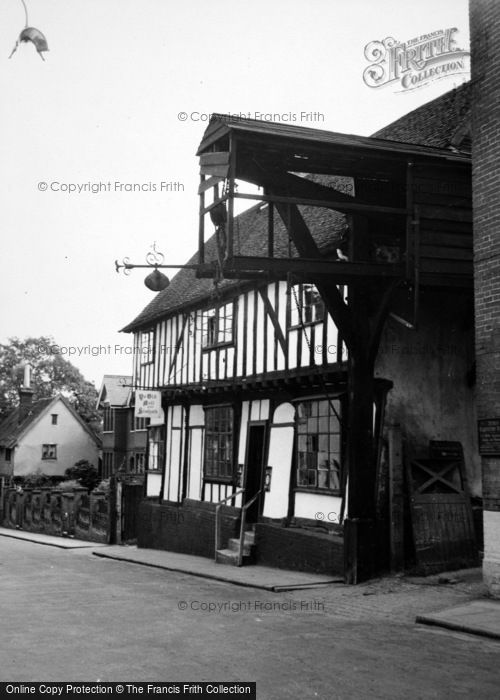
[214,488,244,561]
[237,490,261,566]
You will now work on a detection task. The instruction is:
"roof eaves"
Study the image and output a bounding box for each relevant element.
[198,114,471,164]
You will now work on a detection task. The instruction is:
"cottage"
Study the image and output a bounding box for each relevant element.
[121,84,478,580]
[0,367,100,479]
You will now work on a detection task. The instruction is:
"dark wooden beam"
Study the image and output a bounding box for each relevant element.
[232,188,407,217]
[258,288,287,355]
[198,175,225,194]
[195,263,471,287]
[367,279,405,367]
[214,256,404,279]
[343,216,378,583]
[199,152,230,177]
[273,200,356,351]
[199,152,230,167]
[419,204,472,223]
[168,314,189,380]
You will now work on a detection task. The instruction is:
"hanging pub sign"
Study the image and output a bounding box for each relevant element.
[478,419,500,456]
[135,390,163,423]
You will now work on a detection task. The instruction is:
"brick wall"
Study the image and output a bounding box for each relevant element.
[255,522,344,575]
[470,0,500,596]
[137,498,241,559]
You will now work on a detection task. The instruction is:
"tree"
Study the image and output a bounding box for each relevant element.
[0,336,101,434]
[65,460,100,491]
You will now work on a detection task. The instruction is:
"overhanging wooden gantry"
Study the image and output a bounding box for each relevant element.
[195,114,472,584]
[196,113,472,291]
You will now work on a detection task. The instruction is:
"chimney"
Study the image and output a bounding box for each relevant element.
[18,363,34,423]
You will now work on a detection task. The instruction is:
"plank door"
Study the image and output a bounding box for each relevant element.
[406,442,478,574]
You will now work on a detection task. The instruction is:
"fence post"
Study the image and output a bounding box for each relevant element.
[115,478,122,545]
[41,487,52,534]
[61,490,75,537]
[108,474,117,545]
[23,488,33,531]
[0,477,5,523]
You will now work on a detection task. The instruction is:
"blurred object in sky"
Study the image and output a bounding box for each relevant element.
[9,27,49,61]
[8,1,49,61]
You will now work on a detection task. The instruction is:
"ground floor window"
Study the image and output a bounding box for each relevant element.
[204,405,234,481]
[135,452,146,473]
[148,427,165,472]
[296,399,342,493]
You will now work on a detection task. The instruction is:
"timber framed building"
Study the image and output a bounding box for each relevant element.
[121,84,479,579]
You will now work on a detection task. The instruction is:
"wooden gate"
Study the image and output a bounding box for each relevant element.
[407,441,478,574]
[121,482,144,543]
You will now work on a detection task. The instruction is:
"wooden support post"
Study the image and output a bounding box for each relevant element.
[227,135,236,259]
[270,194,396,584]
[388,424,405,572]
[343,349,377,583]
[343,216,377,584]
[198,176,205,265]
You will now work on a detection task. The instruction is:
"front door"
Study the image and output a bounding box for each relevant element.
[244,424,267,523]
[121,482,144,542]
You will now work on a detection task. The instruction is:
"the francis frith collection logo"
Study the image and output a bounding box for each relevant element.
[363,28,470,92]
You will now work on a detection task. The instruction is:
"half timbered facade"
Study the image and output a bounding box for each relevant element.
[122,83,480,577]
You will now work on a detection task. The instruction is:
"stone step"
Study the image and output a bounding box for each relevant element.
[243,530,256,545]
[215,549,242,566]
[227,538,253,555]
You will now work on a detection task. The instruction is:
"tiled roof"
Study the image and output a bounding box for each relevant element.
[121,83,471,333]
[372,81,471,150]
[0,398,54,449]
[121,197,345,332]
[96,375,133,407]
[0,395,101,449]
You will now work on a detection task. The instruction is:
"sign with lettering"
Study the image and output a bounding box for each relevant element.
[478,419,500,456]
[135,391,163,423]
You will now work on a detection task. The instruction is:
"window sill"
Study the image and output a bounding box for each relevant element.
[288,320,324,330]
[204,477,235,485]
[201,341,234,352]
[294,487,342,497]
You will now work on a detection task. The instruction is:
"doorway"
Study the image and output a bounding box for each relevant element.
[121,481,144,542]
[244,423,267,523]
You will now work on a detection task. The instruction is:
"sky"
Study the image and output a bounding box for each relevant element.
[0,0,470,388]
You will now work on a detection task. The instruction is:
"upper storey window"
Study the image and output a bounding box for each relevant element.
[202,302,234,349]
[290,284,325,328]
[139,330,155,364]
